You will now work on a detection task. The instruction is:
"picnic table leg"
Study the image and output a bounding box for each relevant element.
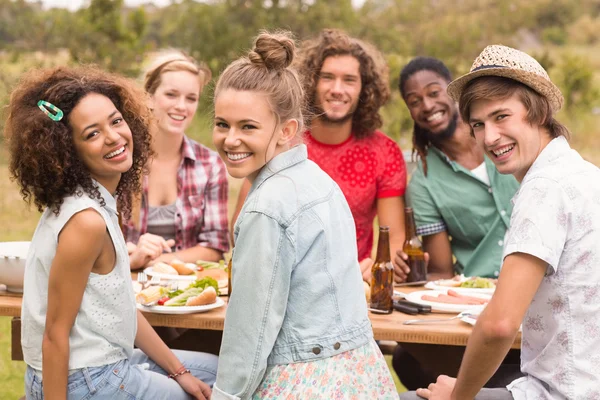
[11,317,24,361]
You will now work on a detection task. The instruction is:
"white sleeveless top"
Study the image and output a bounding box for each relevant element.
[21,182,137,370]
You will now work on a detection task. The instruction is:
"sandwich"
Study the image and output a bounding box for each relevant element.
[153,262,179,275]
[163,277,220,307]
[170,259,195,275]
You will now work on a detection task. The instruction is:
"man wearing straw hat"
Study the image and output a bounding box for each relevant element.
[401,45,600,400]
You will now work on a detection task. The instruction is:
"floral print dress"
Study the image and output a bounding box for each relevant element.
[252,339,398,399]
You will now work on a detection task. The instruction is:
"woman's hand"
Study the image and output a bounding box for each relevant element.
[175,373,212,400]
[129,233,175,270]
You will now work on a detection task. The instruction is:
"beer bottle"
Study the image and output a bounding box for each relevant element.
[226,258,232,297]
[404,207,427,284]
[370,226,394,314]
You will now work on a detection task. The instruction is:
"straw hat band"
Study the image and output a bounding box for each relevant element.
[472,64,509,72]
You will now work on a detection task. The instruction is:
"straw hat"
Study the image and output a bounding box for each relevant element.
[447,44,564,112]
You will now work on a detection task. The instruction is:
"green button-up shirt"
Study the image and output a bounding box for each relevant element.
[406,146,519,278]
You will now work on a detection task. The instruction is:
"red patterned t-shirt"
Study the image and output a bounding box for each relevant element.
[304,130,407,261]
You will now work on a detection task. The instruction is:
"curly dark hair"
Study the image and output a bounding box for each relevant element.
[296,29,390,139]
[5,65,154,219]
[399,56,453,176]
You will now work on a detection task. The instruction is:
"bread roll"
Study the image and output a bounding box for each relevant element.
[185,286,217,306]
[153,262,178,275]
[364,281,371,303]
[170,259,195,275]
[437,279,461,287]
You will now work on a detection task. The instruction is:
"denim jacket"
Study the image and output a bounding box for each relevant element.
[213,145,372,400]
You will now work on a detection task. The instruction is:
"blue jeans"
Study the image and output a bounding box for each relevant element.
[25,349,218,400]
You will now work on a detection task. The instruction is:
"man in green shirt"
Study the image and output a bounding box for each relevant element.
[400,56,518,280]
[393,56,520,390]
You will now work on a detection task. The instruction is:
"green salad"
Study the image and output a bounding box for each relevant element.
[164,277,220,306]
[459,277,496,289]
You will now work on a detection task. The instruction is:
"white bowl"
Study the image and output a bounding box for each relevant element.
[0,241,30,293]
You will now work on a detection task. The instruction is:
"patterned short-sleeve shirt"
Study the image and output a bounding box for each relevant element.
[304,130,407,261]
[504,136,600,399]
[122,136,230,254]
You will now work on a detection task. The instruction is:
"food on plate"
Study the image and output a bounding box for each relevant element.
[163,277,220,307]
[364,281,371,303]
[185,287,217,306]
[435,275,464,287]
[195,260,228,281]
[152,262,179,275]
[169,259,195,275]
[422,289,489,305]
[136,286,167,304]
[459,276,496,289]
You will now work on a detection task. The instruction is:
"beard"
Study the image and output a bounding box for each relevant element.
[313,96,358,126]
[418,112,458,145]
[319,110,354,125]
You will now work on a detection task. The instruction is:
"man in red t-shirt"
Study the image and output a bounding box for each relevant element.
[232,29,409,282]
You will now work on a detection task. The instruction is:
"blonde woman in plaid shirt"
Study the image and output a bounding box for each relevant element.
[123,50,230,270]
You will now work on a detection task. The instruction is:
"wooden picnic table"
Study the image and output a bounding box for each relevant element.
[0,281,521,361]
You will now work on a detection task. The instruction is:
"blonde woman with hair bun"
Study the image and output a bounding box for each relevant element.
[211,31,396,400]
[122,49,230,271]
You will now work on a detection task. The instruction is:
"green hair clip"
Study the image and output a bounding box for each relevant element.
[37,100,64,122]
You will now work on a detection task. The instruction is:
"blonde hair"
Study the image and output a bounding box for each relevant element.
[143,49,212,95]
[214,31,305,134]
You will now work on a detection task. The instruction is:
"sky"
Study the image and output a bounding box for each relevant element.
[37,0,364,11]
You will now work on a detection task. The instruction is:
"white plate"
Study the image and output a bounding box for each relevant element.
[137,297,225,314]
[424,281,495,295]
[144,266,197,281]
[405,290,490,314]
[460,313,479,326]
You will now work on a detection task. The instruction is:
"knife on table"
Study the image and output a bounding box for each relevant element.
[392,300,419,315]
[395,299,431,314]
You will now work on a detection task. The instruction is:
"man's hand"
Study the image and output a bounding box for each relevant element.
[175,373,212,400]
[415,375,456,400]
[129,233,175,270]
[393,250,430,283]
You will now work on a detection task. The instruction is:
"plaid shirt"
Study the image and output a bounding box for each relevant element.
[122,136,230,253]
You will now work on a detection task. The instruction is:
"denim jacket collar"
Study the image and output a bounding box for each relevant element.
[251,144,308,191]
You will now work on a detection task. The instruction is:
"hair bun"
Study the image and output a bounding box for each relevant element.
[249,31,296,70]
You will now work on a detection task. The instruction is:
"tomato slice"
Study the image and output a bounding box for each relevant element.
[157,296,170,306]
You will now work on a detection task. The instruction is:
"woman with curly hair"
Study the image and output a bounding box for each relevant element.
[6,66,217,400]
[232,29,409,284]
[122,50,229,271]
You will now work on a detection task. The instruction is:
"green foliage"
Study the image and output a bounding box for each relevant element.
[542,26,567,45]
[0,0,600,147]
[64,0,149,75]
[554,53,598,112]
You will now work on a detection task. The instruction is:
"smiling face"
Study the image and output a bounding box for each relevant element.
[469,93,552,182]
[149,70,201,137]
[403,70,457,136]
[314,55,362,124]
[69,93,133,192]
[213,89,297,182]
